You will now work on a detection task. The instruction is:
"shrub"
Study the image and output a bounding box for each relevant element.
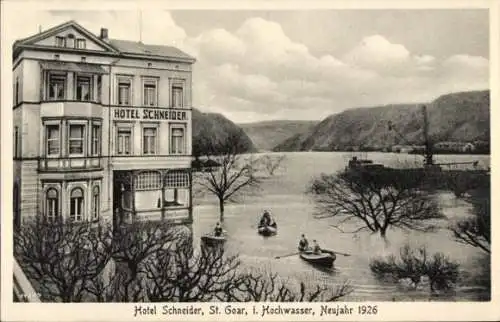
[369,244,460,294]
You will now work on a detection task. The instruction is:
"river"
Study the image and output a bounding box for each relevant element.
[191,152,490,301]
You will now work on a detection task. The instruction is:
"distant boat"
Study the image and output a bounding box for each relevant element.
[299,249,336,267]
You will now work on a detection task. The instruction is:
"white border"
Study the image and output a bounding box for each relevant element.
[1,0,499,321]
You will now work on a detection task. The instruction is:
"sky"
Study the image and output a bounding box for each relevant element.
[7,9,489,123]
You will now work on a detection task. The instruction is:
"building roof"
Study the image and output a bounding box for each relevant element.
[13,20,195,63]
[107,39,195,62]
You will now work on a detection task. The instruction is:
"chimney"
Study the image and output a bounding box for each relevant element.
[100,28,108,40]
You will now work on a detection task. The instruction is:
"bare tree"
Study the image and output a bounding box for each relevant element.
[14,217,113,302]
[194,131,265,222]
[143,241,241,301]
[228,272,352,302]
[16,218,353,302]
[142,240,352,302]
[308,170,444,242]
[111,220,184,300]
[261,154,287,176]
[450,183,490,254]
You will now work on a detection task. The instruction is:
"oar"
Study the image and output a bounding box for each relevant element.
[324,249,351,256]
[275,251,300,259]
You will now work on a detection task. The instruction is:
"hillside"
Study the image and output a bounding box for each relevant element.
[239,120,318,151]
[192,108,255,155]
[273,90,490,152]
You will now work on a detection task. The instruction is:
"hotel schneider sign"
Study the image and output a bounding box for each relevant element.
[113,107,188,121]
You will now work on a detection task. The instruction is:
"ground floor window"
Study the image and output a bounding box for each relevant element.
[46,188,59,222]
[164,171,190,207]
[69,187,84,222]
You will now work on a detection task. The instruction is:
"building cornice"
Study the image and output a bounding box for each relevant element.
[14,44,195,65]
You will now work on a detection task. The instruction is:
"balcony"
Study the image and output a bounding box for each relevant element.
[112,155,192,171]
[38,156,103,172]
[40,101,104,118]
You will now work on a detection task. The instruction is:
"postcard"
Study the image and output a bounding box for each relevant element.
[1,0,498,321]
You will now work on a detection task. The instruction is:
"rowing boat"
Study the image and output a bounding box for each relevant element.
[200,234,226,247]
[258,224,277,236]
[299,249,336,267]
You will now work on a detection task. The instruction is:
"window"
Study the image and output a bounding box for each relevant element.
[118,78,131,105]
[143,78,157,106]
[172,85,183,107]
[135,171,162,190]
[15,78,19,105]
[164,171,189,207]
[55,36,65,47]
[46,124,60,156]
[76,76,91,101]
[170,127,185,154]
[165,171,189,188]
[117,127,131,155]
[67,34,75,48]
[91,124,101,155]
[46,188,59,222]
[76,39,86,49]
[68,124,85,155]
[92,186,100,221]
[97,75,102,103]
[70,187,84,222]
[143,127,157,155]
[48,73,66,100]
[14,126,19,158]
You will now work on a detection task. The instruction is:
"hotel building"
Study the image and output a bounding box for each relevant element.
[12,21,195,228]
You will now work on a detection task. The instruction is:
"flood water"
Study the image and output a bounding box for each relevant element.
[191,152,491,301]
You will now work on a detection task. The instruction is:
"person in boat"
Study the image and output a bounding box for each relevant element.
[298,234,309,252]
[213,222,223,237]
[312,240,322,254]
[348,156,358,168]
[259,210,271,227]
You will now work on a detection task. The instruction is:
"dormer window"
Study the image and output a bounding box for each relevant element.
[55,36,65,47]
[76,39,86,49]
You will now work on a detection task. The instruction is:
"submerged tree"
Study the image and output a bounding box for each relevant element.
[194,131,267,223]
[308,170,444,241]
[449,181,490,254]
[370,244,460,294]
[261,154,287,176]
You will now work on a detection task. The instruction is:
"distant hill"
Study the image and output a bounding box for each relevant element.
[239,120,318,151]
[192,108,255,155]
[273,90,490,152]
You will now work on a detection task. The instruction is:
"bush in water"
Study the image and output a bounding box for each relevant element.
[369,244,460,294]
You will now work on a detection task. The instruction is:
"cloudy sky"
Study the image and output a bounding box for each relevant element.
[8,9,489,123]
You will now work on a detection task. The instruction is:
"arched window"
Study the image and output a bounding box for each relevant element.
[46,188,59,222]
[92,186,100,221]
[66,34,75,48]
[70,187,84,222]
